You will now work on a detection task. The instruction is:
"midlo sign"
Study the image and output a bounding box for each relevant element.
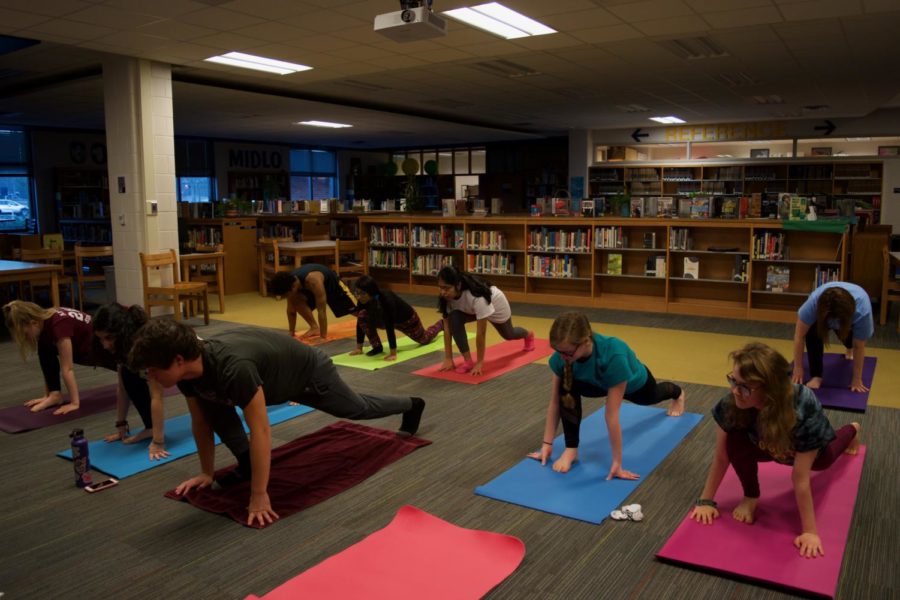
[228,149,284,170]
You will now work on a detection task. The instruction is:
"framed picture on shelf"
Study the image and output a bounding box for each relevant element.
[750,148,769,158]
[811,147,832,157]
[877,145,900,157]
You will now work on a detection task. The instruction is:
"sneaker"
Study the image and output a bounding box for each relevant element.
[454,360,476,374]
[366,345,384,357]
[523,331,535,352]
[398,397,425,437]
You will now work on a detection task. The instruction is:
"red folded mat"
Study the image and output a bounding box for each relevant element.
[246,505,525,599]
[412,338,552,384]
[164,421,431,528]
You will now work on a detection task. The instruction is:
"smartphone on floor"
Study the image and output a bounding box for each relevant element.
[84,478,119,493]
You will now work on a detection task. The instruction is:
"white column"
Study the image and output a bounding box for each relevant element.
[103,57,178,306]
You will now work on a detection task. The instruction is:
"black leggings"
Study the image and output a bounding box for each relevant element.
[558,368,681,448]
[447,310,527,354]
[805,325,852,378]
[120,367,153,429]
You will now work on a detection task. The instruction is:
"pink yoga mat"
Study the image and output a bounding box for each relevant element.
[657,446,866,598]
[412,338,552,384]
[245,505,525,599]
[165,421,431,528]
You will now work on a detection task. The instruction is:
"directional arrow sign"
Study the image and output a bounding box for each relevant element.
[632,128,649,143]
[814,120,836,136]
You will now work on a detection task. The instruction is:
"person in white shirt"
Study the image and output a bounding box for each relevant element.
[436,265,534,376]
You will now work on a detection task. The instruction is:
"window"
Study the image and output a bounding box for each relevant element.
[175,139,215,203]
[0,128,34,232]
[290,149,337,200]
[177,176,215,203]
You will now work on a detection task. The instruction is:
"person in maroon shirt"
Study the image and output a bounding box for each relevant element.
[3,300,114,415]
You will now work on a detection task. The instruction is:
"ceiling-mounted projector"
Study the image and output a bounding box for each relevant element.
[374,1,447,43]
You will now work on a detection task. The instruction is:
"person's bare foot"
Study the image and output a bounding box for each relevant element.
[806,377,823,390]
[845,422,861,455]
[732,497,758,524]
[53,403,79,416]
[845,349,854,360]
[668,389,685,416]
[123,429,154,444]
[27,396,63,413]
[552,448,578,473]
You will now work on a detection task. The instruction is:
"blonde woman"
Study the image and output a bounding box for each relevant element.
[3,300,114,415]
[529,311,685,479]
[691,342,860,559]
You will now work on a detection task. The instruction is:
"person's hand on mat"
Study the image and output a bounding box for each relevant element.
[527,444,553,465]
[794,532,824,558]
[247,491,279,527]
[470,361,484,376]
[690,505,719,525]
[606,460,640,481]
[148,441,170,461]
[849,378,869,393]
[53,403,80,416]
[439,358,455,372]
[385,351,397,361]
[791,365,805,385]
[174,474,213,495]
[349,347,363,356]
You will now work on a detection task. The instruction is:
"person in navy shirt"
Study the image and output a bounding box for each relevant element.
[529,311,685,479]
[792,282,874,393]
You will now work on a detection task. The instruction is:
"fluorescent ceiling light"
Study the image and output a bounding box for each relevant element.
[295,120,353,129]
[204,52,311,75]
[649,116,686,124]
[443,3,556,40]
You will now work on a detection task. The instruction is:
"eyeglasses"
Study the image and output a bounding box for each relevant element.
[726,373,754,396]
[554,341,583,358]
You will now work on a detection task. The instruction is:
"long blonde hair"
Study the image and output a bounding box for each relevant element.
[549,311,594,409]
[728,342,796,461]
[3,300,56,360]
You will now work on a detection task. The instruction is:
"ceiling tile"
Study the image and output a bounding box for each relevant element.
[0,0,92,18]
[498,0,600,17]
[632,15,711,36]
[702,6,783,28]
[24,18,115,41]
[569,23,644,44]
[91,31,172,51]
[779,0,863,21]
[322,44,399,61]
[138,19,219,41]
[282,9,368,33]
[100,0,207,20]
[0,8,51,30]
[66,5,164,28]
[542,8,623,30]
[220,0,317,20]
[191,31,269,52]
[863,0,900,13]
[176,8,267,30]
[233,22,314,43]
[607,0,695,22]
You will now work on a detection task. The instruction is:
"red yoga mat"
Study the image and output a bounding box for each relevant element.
[292,319,357,346]
[412,338,552,384]
[657,447,866,598]
[245,505,526,599]
[164,421,431,529]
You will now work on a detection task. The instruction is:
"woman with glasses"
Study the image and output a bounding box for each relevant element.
[528,311,685,479]
[350,275,443,360]
[691,342,860,559]
[791,281,873,393]
[436,265,534,376]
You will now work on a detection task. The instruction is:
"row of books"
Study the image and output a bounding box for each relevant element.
[753,232,787,259]
[411,226,464,249]
[178,202,216,219]
[814,266,840,287]
[467,230,508,250]
[669,228,693,250]
[528,255,579,278]
[412,254,455,276]
[527,228,592,252]
[368,249,408,269]
[259,224,298,240]
[595,226,629,249]
[369,226,410,247]
[183,227,223,248]
[467,253,516,275]
[59,201,108,219]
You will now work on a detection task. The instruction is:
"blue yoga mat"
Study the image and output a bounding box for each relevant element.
[57,403,314,479]
[475,403,703,524]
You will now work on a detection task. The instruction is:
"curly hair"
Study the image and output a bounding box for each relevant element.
[548,311,594,409]
[3,300,57,360]
[815,286,855,344]
[92,303,149,363]
[128,318,202,371]
[436,265,492,317]
[269,271,299,298]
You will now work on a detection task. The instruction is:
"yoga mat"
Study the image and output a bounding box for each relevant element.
[165,421,431,529]
[412,338,553,384]
[796,353,875,412]
[330,331,474,371]
[656,447,866,599]
[292,320,357,346]
[57,403,314,479]
[245,505,525,599]
[0,384,178,434]
[475,403,703,523]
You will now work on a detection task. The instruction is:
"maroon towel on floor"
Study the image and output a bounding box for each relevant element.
[164,421,432,529]
[0,384,180,434]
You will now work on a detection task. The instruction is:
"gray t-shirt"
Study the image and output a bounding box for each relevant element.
[177,327,328,408]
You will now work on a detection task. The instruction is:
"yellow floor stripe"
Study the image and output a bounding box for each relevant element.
[217,293,898,409]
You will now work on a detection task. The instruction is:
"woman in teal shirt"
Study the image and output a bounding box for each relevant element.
[529,311,685,479]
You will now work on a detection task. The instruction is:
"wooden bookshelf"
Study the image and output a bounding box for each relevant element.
[55,168,111,244]
[179,217,257,294]
[358,215,849,323]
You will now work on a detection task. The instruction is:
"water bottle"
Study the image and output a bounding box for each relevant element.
[70,429,92,488]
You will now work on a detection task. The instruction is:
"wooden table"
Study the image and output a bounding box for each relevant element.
[180,251,226,312]
[0,260,63,306]
[881,251,900,326]
[277,240,338,268]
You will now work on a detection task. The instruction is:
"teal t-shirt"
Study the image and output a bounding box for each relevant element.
[549,332,648,394]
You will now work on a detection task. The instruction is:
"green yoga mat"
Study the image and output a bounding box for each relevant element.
[331,332,474,371]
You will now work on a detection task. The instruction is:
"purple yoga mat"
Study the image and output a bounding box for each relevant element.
[657,446,866,599]
[0,384,180,434]
[797,353,875,412]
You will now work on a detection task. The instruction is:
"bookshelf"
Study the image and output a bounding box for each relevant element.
[358,215,848,323]
[178,217,257,294]
[227,170,288,204]
[55,168,111,244]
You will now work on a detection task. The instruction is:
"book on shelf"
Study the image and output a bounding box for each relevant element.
[689,196,711,219]
[642,232,656,249]
[789,195,808,220]
[765,265,790,292]
[732,256,748,282]
[645,255,666,277]
[738,196,749,219]
[720,197,737,219]
[683,256,699,279]
[655,255,666,278]
[581,199,595,218]
[657,196,675,218]
[677,197,692,218]
[42,233,64,250]
[630,197,644,218]
[607,253,623,275]
[750,193,762,218]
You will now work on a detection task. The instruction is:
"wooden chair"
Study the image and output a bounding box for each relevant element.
[332,237,368,281]
[139,249,209,324]
[879,244,900,330]
[183,243,226,313]
[257,236,294,296]
[20,248,75,305]
[74,244,114,311]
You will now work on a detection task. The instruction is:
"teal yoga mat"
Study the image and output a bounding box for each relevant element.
[475,403,703,523]
[57,403,314,479]
[330,332,474,371]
